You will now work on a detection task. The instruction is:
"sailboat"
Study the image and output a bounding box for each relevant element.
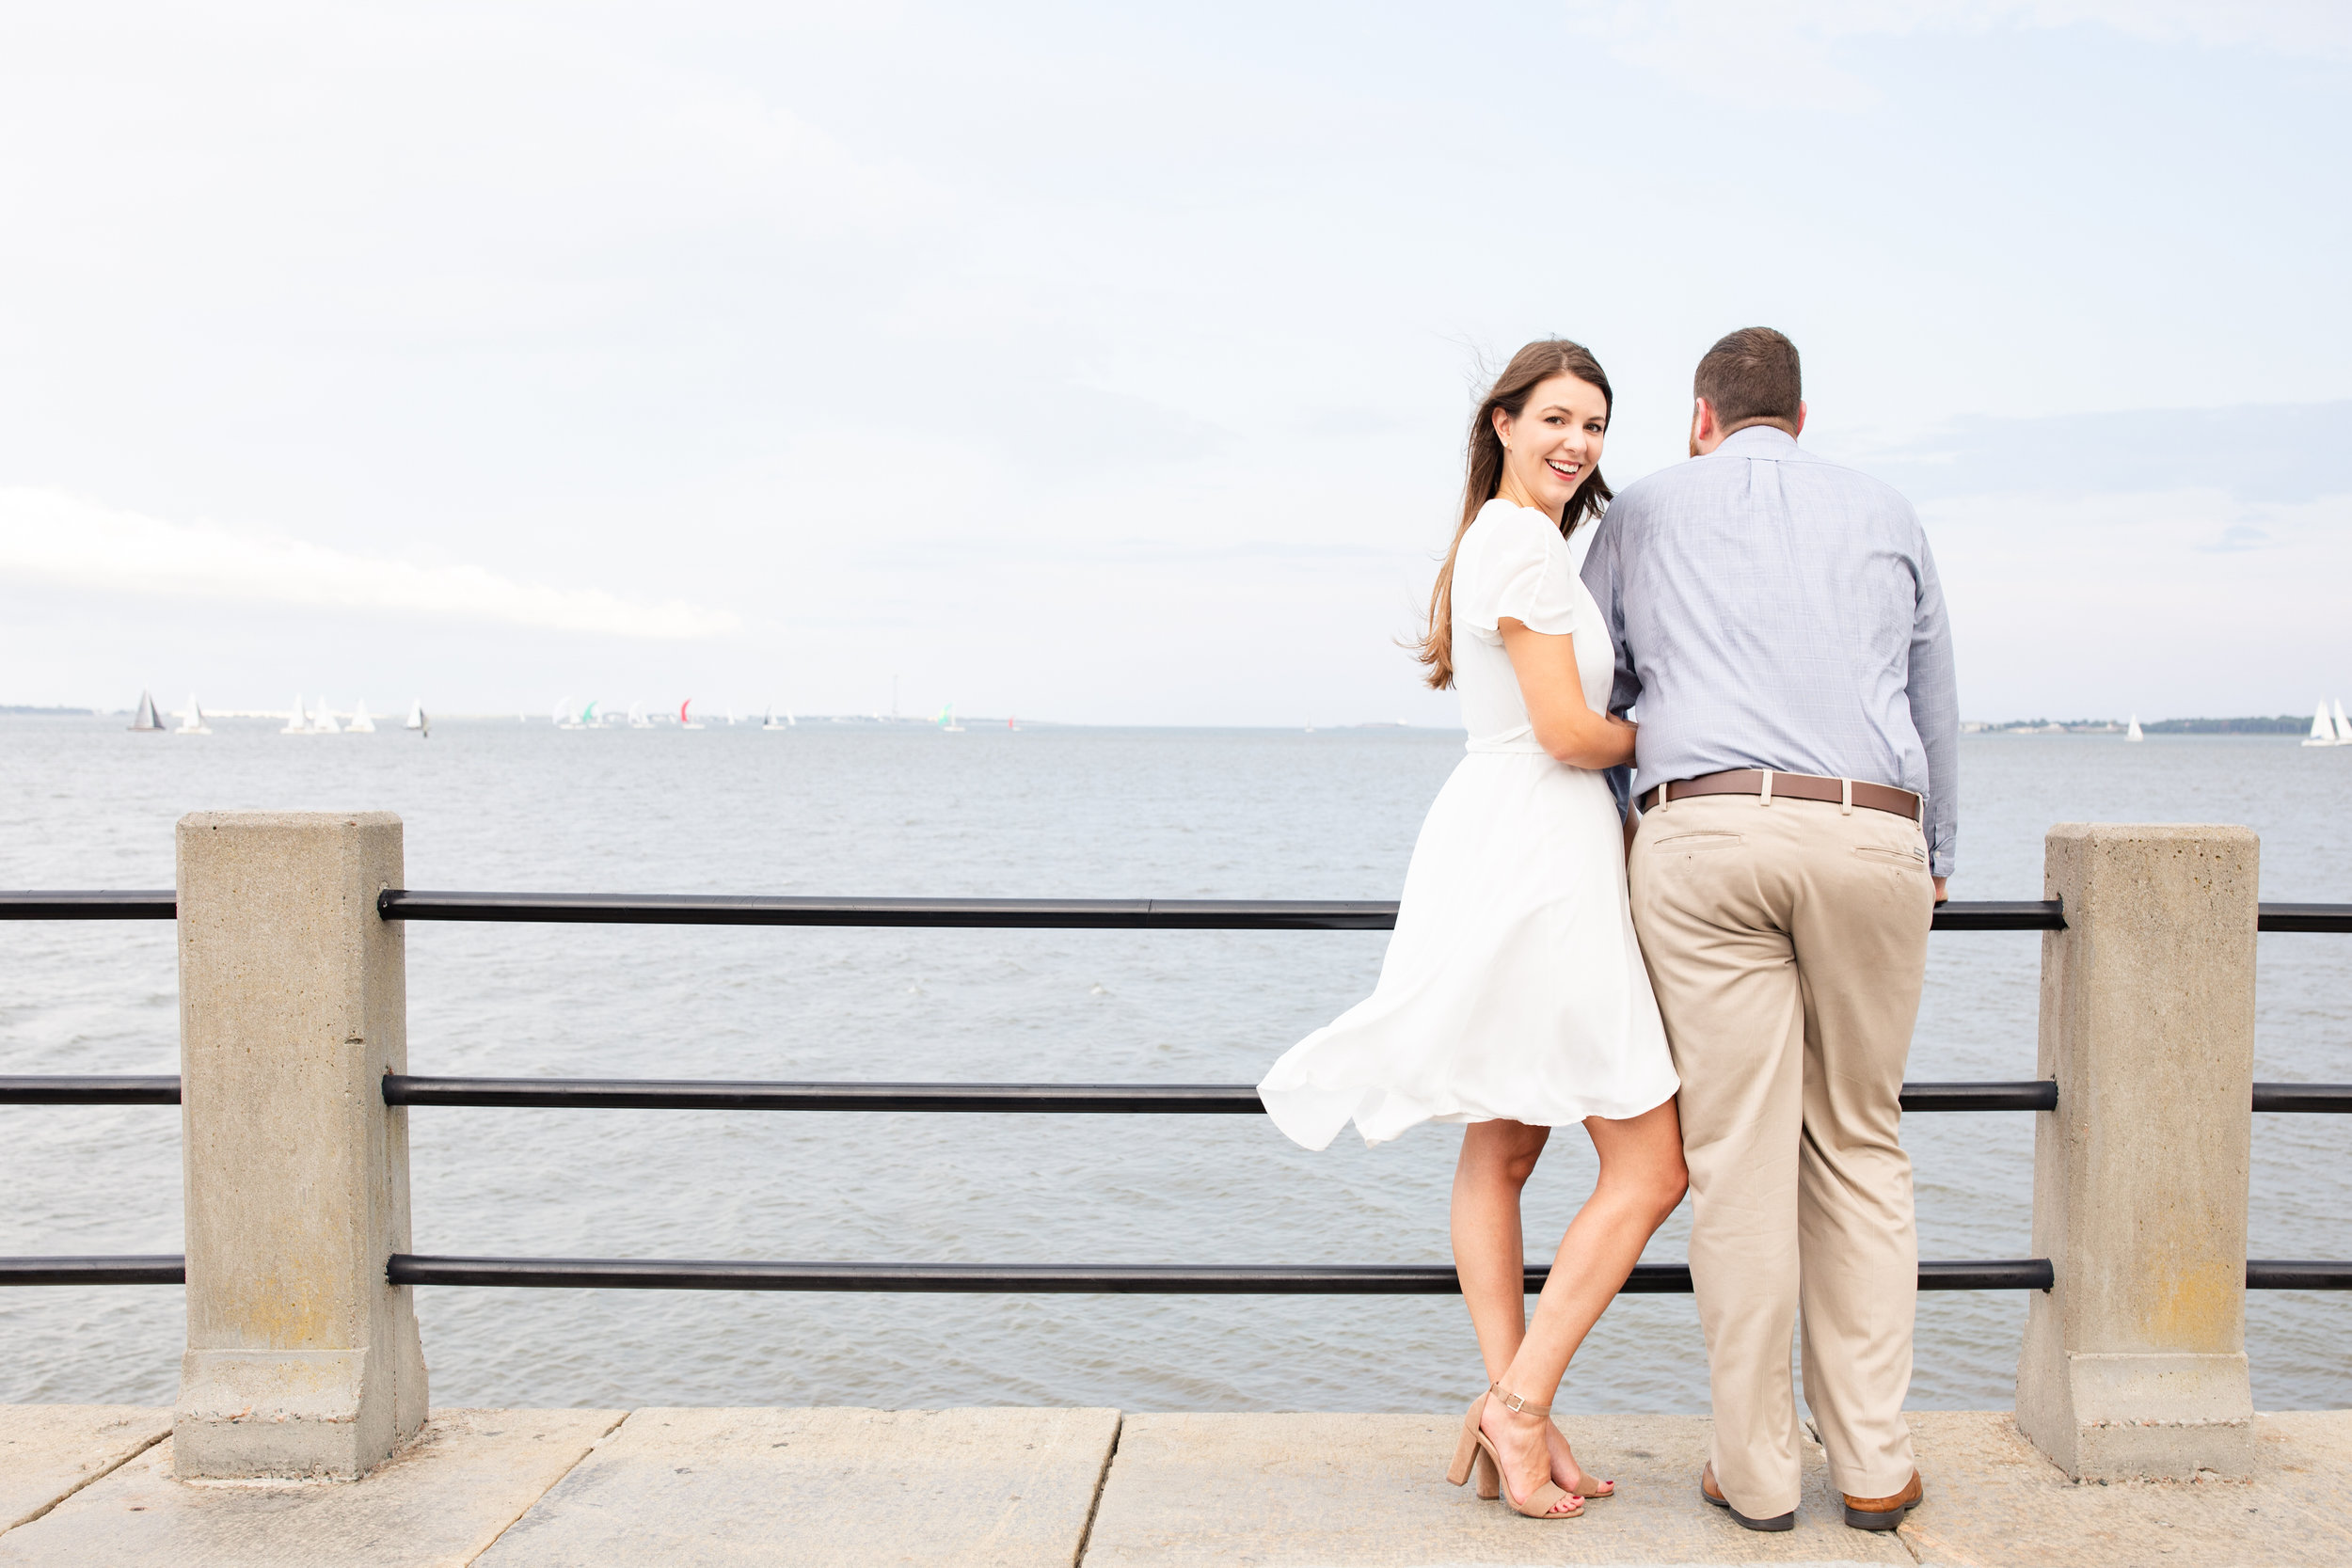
[554,696,573,728]
[2125,714,2142,742]
[679,698,704,731]
[311,698,342,735]
[2303,702,2337,746]
[347,700,376,734]
[282,695,309,735]
[405,699,426,731]
[628,700,652,729]
[176,694,210,735]
[938,703,965,734]
[723,704,737,726]
[761,705,787,730]
[2334,700,2352,745]
[128,690,165,732]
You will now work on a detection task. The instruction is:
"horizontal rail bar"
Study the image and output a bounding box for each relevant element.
[5,891,2349,931]
[24,1075,2352,1115]
[386,1255,2054,1293]
[384,1076,2063,1114]
[0,891,176,919]
[373,892,2074,932]
[378,892,1403,929]
[0,1256,184,1285]
[2252,1084,2352,1113]
[2257,905,2352,934]
[1900,1081,2056,1113]
[0,1075,181,1105]
[388,1076,1261,1113]
[2249,1260,2352,1290]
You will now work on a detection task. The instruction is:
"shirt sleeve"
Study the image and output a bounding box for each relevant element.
[1458,512,1581,638]
[1907,522,1961,878]
[1579,509,1637,817]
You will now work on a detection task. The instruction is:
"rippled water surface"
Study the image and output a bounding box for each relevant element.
[2,718,2345,1414]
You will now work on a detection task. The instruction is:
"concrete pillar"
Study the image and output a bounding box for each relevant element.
[173,811,428,1479]
[2016,823,2258,1481]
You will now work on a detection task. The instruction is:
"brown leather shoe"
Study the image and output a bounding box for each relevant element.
[1843,1470,1924,1530]
[1699,1463,1795,1532]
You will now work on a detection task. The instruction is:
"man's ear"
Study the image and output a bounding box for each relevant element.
[1690,397,1714,455]
[1794,400,1807,437]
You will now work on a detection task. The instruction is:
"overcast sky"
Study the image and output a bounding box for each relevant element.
[4,2,2347,724]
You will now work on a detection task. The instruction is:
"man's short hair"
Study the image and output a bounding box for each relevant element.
[1694,327,1802,433]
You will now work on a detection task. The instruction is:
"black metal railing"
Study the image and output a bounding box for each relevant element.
[6,889,2351,1299]
[5,887,2348,933]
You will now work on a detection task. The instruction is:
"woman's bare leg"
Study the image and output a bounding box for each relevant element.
[1478,1099,1688,1510]
[1451,1119,1549,1385]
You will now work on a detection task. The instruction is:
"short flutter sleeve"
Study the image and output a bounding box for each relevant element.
[1455,501,1582,641]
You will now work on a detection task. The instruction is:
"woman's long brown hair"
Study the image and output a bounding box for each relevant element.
[1416,340,1613,689]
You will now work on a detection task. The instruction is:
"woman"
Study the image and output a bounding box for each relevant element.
[1258,341,1687,1521]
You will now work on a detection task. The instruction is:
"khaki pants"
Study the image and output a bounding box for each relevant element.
[1629,792,1933,1515]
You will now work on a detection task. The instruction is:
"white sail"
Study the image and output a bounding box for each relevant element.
[405,699,425,730]
[177,694,210,735]
[762,705,785,730]
[311,698,341,734]
[628,700,651,729]
[2334,700,2351,744]
[2304,702,2336,747]
[2125,714,2142,742]
[347,700,376,733]
[128,689,165,732]
[282,694,309,735]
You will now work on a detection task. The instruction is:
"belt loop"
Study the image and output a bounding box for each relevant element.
[1759,769,1772,807]
[1840,777,1853,816]
[1657,780,1671,812]
[1916,791,1926,826]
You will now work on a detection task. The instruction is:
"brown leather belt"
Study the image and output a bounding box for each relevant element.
[1637,768,1922,821]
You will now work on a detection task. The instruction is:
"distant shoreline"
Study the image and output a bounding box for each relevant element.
[1963,715,2308,736]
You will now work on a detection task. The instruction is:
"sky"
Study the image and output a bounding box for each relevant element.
[2,1,2347,725]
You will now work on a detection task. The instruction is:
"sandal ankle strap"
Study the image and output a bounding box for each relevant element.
[1489,1383,1551,1418]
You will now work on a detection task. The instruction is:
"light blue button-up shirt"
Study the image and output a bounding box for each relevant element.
[1581,424,1959,876]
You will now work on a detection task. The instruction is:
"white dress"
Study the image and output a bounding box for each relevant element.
[1258,499,1678,1149]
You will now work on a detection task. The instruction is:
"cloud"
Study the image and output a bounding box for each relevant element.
[1571,1,2352,107]
[1833,401,2352,504]
[1923,485,2352,717]
[0,488,737,640]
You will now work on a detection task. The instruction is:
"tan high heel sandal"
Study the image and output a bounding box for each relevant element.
[1444,1385,1614,1502]
[1444,1389,1502,1499]
[1446,1386,1581,1519]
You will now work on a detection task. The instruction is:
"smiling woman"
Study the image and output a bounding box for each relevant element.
[1416,341,1614,691]
[1258,339,1682,1520]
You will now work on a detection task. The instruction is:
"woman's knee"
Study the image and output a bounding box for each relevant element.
[1461,1121,1548,1187]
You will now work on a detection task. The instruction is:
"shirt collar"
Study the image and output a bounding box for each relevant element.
[1715,423,1800,456]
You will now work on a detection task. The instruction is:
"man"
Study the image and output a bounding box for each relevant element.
[1581,326,1956,1533]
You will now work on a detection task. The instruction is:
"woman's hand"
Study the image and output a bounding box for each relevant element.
[1498,620,1636,770]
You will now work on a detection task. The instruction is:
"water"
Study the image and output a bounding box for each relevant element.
[1,719,2346,1415]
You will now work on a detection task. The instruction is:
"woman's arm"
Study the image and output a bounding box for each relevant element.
[1498,619,1637,770]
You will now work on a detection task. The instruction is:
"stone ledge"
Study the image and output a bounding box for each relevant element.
[0,1407,619,1567]
[5,1405,2347,1566]
[0,1406,170,1534]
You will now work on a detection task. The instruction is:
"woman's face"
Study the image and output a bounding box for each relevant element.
[1494,373,1608,514]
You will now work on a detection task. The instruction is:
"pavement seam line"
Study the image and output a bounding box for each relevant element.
[460,1408,635,1566]
[0,1419,173,1537]
[1072,1411,1123,1565]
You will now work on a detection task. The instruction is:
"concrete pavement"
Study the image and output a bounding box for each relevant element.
[2,1405,2346,1566]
